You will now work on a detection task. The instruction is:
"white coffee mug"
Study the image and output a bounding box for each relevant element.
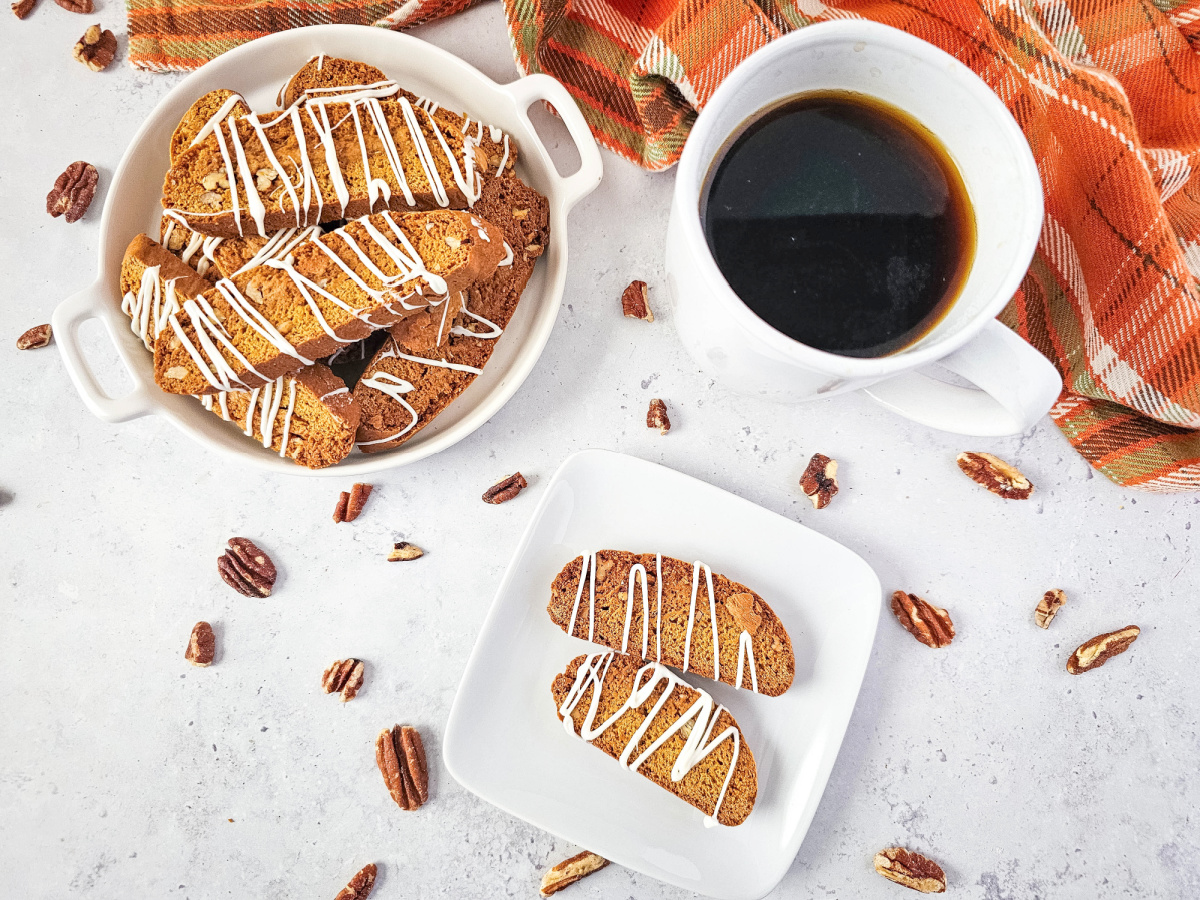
[666,20,1062,436]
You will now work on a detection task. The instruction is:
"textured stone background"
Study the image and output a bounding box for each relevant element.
[1,3,1196,898]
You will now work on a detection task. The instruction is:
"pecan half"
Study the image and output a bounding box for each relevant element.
[333,483,372,522]
[217,537,277,597]
[388,541,424,561]
[322,658,364,701]
[800,453,838,509]
[891,591,954,648]
[54,0,92,11]
[647,398,671,434]
[540,851,609,897]
[375,724,428,810]
[332,492,349,523]
[621,280,653,322]
[726,592,761,636]
[185,621,215,667]
[874,847,946,893]
[16,324,52,350]
[334,863,377,900]
[956,451,1033,499]
[1035,589,1066,629]
[1067,625,1140,674]
[72,24,116,71]
[483,472,527,504]
[46,161,98,223]
[12,0,36,18]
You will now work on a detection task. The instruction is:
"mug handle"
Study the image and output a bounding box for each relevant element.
[861,319,1062,437]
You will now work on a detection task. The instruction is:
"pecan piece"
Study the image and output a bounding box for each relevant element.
[387,541,424,561]
[1067,625,1140,674]
[72,24,116,71]
[726,592,761,636]
[334,863,377,900]
[1035,589,1066,629]
[621,280,654,322]
[874,847,946,893]
[483,472,527,504]
[333,483,373,523]
[540,851,609,896]
[646,398,671,434]
[891,591,954,648]
[956,451,1033,499]
[375,724,428,810]
[12,0,36,18]
[800,453,838,509]
[322,658,364,701]
[16,324,52,350]
[185,621,215,667]
[54,0,92,11]
[46,161,98,223]
[217,537,277,597]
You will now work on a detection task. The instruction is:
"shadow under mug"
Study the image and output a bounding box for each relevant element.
[666,20,1062,437]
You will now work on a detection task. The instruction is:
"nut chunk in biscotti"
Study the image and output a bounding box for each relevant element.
[552,651,758,826]
[548,551,795,697]
[152,209,505,397]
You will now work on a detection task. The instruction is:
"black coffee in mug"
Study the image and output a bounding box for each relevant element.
[701,90,976,358]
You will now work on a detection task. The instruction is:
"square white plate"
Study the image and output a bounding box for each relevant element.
[443,449,881,899]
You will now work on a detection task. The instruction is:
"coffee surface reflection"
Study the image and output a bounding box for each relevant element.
[702,90,975,358]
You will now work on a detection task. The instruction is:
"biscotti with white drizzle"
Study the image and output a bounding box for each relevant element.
[120,233,216,350]
[151,209,506,396]
[552,651,757,827]
[549,551,795,697]
[279,56,517,181]
[160,212,326,282]
[162,83,489,238]
[170,89,252,166]
[199,364,360,468]
[354,172,549,451]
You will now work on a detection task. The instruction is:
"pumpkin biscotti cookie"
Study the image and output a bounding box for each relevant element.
[552,651,758,826]
[548,551,795,697]
[151,209,505,396]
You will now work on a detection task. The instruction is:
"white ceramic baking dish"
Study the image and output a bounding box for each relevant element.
[52,24,602,476]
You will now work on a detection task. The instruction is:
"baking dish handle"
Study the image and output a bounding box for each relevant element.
[52,280,158,423]
[503,73,604,211]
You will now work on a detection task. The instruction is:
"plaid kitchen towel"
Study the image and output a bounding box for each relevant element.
[127,0,1200,490]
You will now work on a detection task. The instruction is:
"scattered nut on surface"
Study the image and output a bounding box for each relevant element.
[334,483,373,522]
[1067,625,1140,674]
[333,863,377,900]
[874,847,946,893]
[375,724,429,811]
[12,0,37,19]
[388,541,424,562]
[799,453,839,509]
[217,537,277,597]
[647,398,671,434]
[891,591,954,648]
[621,280,653,322]
[540,851,610,897]
[185,621,215,667]
[322,658,364,701]
[72,23,116,71]
[54,0,92,12]
[46,161,98,223]
[482,472,527,504]
[956,451,1033,499]
[1035,589,1066,629]
[16,324,52,350]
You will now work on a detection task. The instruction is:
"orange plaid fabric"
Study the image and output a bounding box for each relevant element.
[127,0,1200,489]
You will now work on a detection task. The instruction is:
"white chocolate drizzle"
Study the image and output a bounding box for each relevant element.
[121,265,182,350]
[199,374,299,458]
[567,552,759,693]
[558,651,743,827]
